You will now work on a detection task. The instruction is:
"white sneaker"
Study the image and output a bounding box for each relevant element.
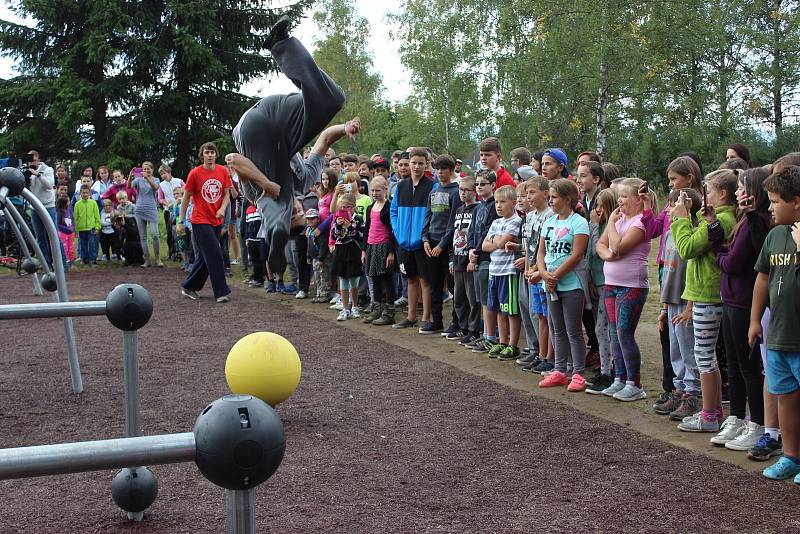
[612,383,647,402]
[394,296,408,306]
[329,295,340,305]
[725,421,764,450]
[350,306,361,318]
[336,309,350,321]
[329,297,343,309]
[601,379,625,397]
[710,416,746,445]
[295,290,307,299]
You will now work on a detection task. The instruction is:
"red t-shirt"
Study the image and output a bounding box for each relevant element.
[495,167,515,189]
[185,164,232,226]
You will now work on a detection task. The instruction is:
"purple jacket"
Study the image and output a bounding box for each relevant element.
[708,212,770,309]
[641,206,670,265]
[57,206,74,234]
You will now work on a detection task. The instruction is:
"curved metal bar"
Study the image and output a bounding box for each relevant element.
[1,200,53,277]
[0,205,43,295]
[19,189,82,393]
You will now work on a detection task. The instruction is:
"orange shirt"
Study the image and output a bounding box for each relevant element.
[185,164,232,226]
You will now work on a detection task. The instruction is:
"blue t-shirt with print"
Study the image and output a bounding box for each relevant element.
[541,212,590,292]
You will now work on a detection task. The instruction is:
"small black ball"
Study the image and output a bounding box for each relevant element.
[193,394,285,490]
[41,273,57,292]
[21,257,40,274]
[111,467,158,513]
[105,284,153,331]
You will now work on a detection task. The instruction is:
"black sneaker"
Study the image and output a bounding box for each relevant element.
[264,15,291,51]
[459,333,477,345]
[419,321,443,335]
[532,360,554,374]
[464,336,483,349]
[441,323,461,337]
[748,433,783,461]
[585,374,614,394]
[392,318,418,330]
[586,369,604,387]
[446,329,466,340]
[516,352,539,366]
[522,357,543,372]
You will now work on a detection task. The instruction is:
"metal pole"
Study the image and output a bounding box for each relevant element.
[0,300,106,320]
[122,331,140,438]
[0,205,43,295]
[225,489,256,534]
[20,189,82,393]
[0,433,196,480]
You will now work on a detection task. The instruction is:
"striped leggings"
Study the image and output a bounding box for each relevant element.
[692,302,723,374]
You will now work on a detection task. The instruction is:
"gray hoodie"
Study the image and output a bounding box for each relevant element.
[28,162,55,208]
[421,181,462,251]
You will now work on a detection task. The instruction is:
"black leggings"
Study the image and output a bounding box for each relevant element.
[371,272,396,305]
[721,305,764,424]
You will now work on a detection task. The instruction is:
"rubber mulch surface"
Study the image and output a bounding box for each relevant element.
[0,269,797,533]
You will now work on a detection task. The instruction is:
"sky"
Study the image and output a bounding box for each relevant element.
[0,1,410,102]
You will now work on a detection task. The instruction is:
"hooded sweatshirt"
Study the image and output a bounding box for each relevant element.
[422,181,461,251]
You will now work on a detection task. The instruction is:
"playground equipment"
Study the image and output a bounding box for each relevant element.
[0,393,286,534]
[225,332,302,406]
[0,166,79,384]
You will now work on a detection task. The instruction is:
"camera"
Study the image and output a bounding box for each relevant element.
[1,154,34,187]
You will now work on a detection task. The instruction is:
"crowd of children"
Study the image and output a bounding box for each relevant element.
[10,139,800,487]
[260,140,800,487]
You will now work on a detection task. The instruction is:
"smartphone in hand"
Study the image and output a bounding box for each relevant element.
[743,175,753,206]
[702,183,708,209]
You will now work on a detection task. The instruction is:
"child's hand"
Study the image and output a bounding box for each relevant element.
[361,251,366,265]
[176,222,185,235]
[430,245,443,257]
[671,307,692,326]
[737,189,755,212]
[513,257,525,270]
[669,198,688,219]
[504,241,520,252]
[466,262,475,272]
[608,207,621,224]
[531,270,542,283]
[92,229,98,235]
[314,228,321,237]
[423,241,432,257]
[701,204,716,223]
[215,207,225,220]
[386,252,394,269]
[658,309,667,333]
[639,184,653,211]
[329,245,335,254]
[792,222,800,251]
[748,320,763,348]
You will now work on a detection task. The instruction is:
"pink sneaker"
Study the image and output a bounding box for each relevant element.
[567,373,586,392]
[539,370,569,388]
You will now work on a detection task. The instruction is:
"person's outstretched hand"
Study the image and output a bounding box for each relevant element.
[345,116,361,142]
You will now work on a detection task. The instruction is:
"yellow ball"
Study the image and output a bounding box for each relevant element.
[225,332,301,406]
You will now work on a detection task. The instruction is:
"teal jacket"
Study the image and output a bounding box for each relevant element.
[671,205,735,303]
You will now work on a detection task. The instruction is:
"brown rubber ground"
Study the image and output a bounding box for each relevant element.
[0,269,798,533]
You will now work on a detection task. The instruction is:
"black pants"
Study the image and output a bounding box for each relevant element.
[371,272,396,305]
[99,232,116,259]
[583,307,598,352]
[233,37,344,274]
[182,223,230,299]
[247,239,266,283]
[722,305,764,424]
[660,326,676,392]
[164,208,175,260]
[220,229,230,268]
[427,251,451,324]
[294,236,310,291]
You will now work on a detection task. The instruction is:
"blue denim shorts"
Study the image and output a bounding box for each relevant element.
[766,349,800,395]
[530,283,548,317]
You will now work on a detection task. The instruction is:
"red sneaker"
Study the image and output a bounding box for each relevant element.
[539,370,569,388]
[567,373,586,392]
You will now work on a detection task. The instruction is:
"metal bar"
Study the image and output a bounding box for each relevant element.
[0,433,196,480]
[122,331,141,438]
[0,205,43,295]
[0,300,106,320]
[225,489,256,534]
[20,190,83,393]
[1,201,53,277]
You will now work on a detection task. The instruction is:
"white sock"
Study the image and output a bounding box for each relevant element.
[766,427,781,440]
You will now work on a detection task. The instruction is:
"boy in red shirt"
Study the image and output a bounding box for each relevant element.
[479,137,515,189]
[178,142,233,303]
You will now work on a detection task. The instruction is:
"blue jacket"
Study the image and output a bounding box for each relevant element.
[390,176,437,252]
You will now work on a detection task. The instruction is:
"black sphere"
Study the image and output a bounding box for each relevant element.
[41,273,57,292]
[105,284,153,331]
[111,467,158,513]
[193,394,285,491]
[0,167,25,197]
[21,257,40,274]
